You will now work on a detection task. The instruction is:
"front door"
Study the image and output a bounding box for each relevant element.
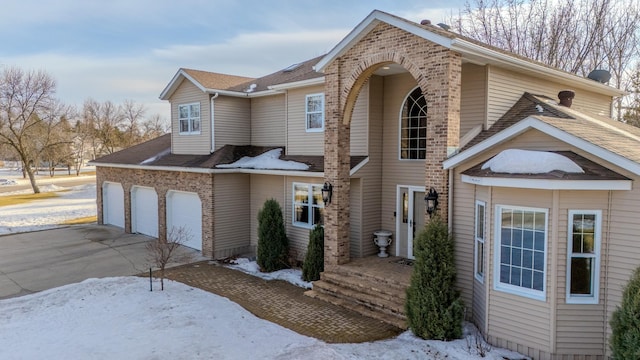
[396,186,426,259]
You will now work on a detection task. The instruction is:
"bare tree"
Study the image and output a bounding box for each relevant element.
[121,99,146,147]
[70,114,92,175]
[146,226,194,291]
[0,67,70,193]
[82,98,124,155]
[623,62,640,127]
[41,115,74,177]
[141,113,170,141]
[454,0,640,121]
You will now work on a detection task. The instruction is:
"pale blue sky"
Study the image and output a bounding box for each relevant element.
[0,1,468,117]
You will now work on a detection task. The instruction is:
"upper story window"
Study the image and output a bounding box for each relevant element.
[400,87,427,160]
[293,183,324,228]
[178,103,201,135]
[475,201,486,283]
[566,210,601,304]
[305,93,324,132]
[494,205,547,301]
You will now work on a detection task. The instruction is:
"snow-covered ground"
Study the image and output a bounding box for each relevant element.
[0,166,530,359]
[0,183,97,235]
[0,277,527,360]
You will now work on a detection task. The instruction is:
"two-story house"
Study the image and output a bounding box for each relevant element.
[92,10,640,359]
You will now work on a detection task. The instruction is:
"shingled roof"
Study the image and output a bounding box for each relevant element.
[462,93,573,150]
[160,55,324,99]
[446,92,640,176]
[91,135,366,174]
[462,151,630,181]
[181,69,255,90]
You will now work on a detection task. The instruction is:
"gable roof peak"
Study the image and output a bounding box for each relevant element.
[314,10,624,97]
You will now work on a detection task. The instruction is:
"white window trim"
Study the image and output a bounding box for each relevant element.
[292,182,324,229]
[493,205,548,302]
[474,200,486,283]
[178,102,201,135]
[566,209,601,304]
[398,86,427,161]
[305,93,324,132]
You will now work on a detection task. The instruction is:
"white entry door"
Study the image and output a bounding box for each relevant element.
[396,186,426,259]
[131,186,158,238]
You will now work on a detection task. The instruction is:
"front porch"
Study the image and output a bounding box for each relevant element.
[305,256,413,329]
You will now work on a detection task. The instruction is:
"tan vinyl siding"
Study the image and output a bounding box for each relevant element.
[358,75,384,258]
[350,179,362,258]
[285,176,324,260]
[350,80,369,156]
[214,96,251,150]
[460,129,575,168]
[251,94,285,146]
[249,175,286,251]
[488,188,553,352]
[213,174,251,258]
[554,191,608,356]
[498,128,571,151]
[170,79,211,155]
[487,66,612,128]
[606,183,640,350]
[380,73,424,241]
[454,128,639,357]
[461,63,488,136]
[286,85,325,155]
[452,170,479,320]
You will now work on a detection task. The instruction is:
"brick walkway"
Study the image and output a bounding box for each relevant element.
[160,261,403,343]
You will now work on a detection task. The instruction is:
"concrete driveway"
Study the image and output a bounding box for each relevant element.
[0,224,201,299]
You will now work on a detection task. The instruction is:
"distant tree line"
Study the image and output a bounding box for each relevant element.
[0,66,169,193]
[452,0,640,124]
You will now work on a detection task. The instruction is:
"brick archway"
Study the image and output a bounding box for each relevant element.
[323,22,462,266]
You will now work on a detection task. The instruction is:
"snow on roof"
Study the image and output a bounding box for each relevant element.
[216,148,309,170]
[140,147,171,165]
[482,149,584,174]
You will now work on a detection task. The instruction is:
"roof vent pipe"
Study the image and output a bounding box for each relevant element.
[437,23,450,30]
[558,90,575,108]
[420,19,431,25]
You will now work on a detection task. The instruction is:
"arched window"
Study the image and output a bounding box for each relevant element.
[399,87,427,160]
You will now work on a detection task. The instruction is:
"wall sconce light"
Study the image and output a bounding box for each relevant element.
[321,182,333,205]
[425,187,439,216]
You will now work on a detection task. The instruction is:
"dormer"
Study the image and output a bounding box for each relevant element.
[159,69,254,155]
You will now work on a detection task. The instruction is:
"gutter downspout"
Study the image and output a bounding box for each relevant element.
[210,93,219,153]
[448,168,454,233]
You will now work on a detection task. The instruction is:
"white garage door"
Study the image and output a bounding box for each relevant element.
[103,182,124,228]
[166,191,202,251]
[131,186,158,238]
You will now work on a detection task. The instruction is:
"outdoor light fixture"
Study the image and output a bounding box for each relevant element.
[321,182,333,205]
[425,187,439,216]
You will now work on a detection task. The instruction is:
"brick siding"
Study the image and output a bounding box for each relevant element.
[323,22,462,265]
[96,167,215,257]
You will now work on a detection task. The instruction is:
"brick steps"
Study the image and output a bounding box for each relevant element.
[305,266,409,330]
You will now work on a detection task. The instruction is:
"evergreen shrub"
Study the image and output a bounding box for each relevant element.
[610,266,640,358]
[405,215,464,340]
[257,199,289,272]
[302,225,324,282]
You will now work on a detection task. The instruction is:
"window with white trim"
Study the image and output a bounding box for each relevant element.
[566,210,601,304]
[399,87,427,160]
[293,183,324,228]
[495,205,547,300]
[305,93,324,132]
[475,201,486,282]
[178,103,201,135]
